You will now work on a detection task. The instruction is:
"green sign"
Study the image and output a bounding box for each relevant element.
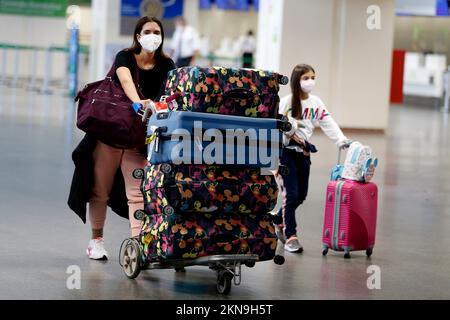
[0,0,68,17]
[69,0,91,5]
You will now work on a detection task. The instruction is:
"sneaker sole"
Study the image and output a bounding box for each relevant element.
[285,246,304,253]
[86,250,108,260]
[88,255,108,261]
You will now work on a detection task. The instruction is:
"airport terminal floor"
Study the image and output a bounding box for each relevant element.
[0,86,449,300]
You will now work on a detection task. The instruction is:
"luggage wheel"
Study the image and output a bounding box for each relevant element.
[271,214,283,225]
[161,163,172,174]
[132,169,144,180]
[344,251,351,259]
[134,210,146,221]
[279,121,292,133]
[163,205,175,215]
[274,239,285,265]
[279,75,289,85]
[119,238,142,279]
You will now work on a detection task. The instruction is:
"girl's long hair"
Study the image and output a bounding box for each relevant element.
[127,16,169,61]
[290,64,315,120]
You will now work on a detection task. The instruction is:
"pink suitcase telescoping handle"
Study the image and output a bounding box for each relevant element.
[337,140,353,165]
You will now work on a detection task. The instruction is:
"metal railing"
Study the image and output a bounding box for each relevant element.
[0,43,89,95]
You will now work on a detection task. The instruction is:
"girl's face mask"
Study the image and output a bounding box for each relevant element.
[300,79,315,93]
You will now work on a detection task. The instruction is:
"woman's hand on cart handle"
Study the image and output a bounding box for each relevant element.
[132,99,154,122]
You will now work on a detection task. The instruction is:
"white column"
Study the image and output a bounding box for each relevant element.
[330,0,395,130]
[256,0,395,131]
[184,0,200,29]
[255,0,284,72]
[89,0,110,81]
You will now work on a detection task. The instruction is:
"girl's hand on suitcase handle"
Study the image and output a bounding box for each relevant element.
[338,139,352,150]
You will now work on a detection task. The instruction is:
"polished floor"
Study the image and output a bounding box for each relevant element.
[0,85,449,300]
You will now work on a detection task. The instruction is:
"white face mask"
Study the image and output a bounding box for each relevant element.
[138,34,162,53]
[300,79,315,93]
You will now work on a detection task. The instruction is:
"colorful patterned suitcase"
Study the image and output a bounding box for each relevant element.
[322,179,378,258]
[164,66,288,118]
[141,163,279,216]
[139,211,278,262]
[146,111,290,168]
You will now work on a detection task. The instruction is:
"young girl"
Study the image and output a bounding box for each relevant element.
[276,64,349,253]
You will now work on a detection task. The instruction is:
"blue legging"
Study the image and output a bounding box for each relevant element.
[277,148,311,239]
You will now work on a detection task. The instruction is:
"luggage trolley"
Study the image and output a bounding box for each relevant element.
[122,84,290,294]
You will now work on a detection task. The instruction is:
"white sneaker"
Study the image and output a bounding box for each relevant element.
[86,238,108,260]
[285,237,303,253]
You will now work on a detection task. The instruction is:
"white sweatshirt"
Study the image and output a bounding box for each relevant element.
[279,94,347,151]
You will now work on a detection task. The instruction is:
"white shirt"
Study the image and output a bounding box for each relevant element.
[279,94,347,152]
[240,35,256,54]
[170,25,200,60]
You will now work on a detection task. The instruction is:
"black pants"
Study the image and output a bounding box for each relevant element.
[176,56,193,67]
[277,148,311,239]
[242,52,254,68]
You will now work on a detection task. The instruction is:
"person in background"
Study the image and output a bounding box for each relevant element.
[275,64,350,253]
[241,30,256,68]
[68,16,175,261]
[169,16,200,67]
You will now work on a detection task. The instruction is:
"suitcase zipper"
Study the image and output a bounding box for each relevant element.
[332,181,345,251]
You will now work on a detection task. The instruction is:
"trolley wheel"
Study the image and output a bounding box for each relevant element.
[344,252,351,259]
[121,239,142,279]
[132,169,144,180]
[322,248,329,256]
[216,270,233,295]
[163,205,174,216]
[161,163,172,174]
[366,248,373,258]
[134,210,146,221]
[175,267,186,273]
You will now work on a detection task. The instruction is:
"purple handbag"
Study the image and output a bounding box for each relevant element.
[75,63,146,149]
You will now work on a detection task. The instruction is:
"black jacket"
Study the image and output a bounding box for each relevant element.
[67,135,129,223]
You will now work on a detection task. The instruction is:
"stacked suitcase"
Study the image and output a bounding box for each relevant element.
[138,66,290,264]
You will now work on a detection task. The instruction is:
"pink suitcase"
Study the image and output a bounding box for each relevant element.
[322,179,378,258]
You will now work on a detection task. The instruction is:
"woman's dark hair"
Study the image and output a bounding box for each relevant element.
[127,16,168,61]
[290,64,315,120]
